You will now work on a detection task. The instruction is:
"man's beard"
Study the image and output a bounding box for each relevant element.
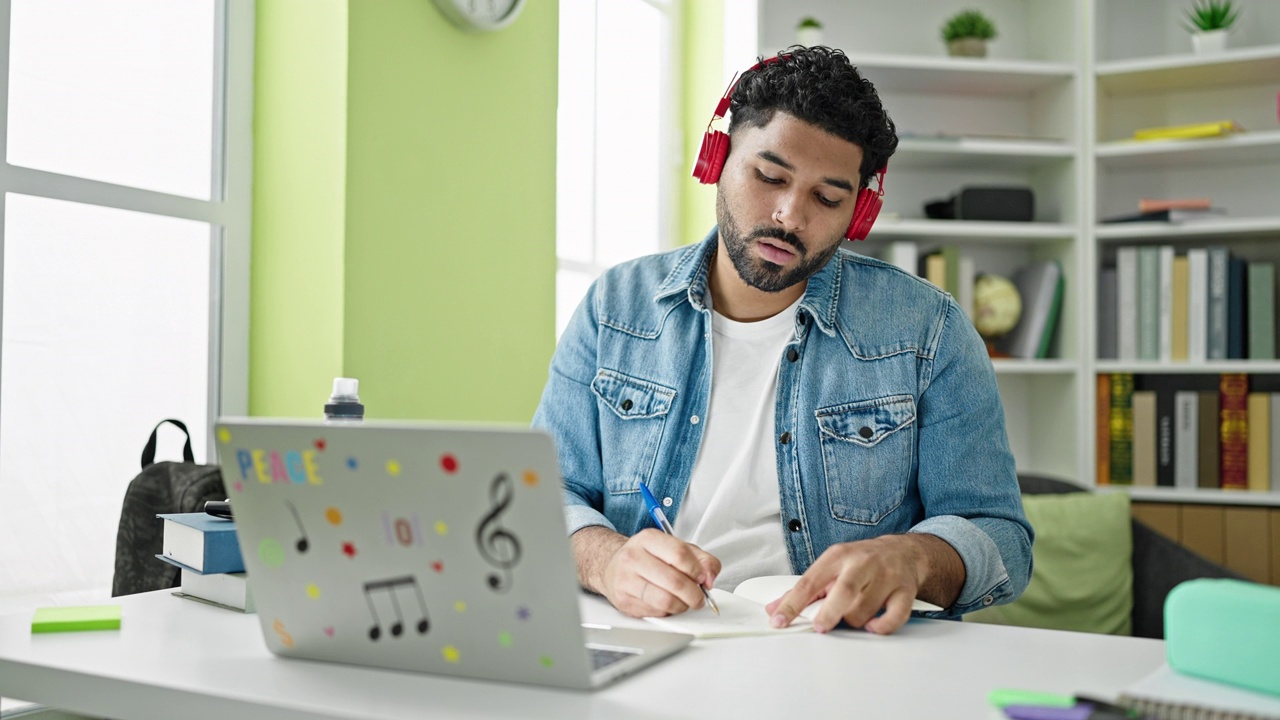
[716,194,844,293]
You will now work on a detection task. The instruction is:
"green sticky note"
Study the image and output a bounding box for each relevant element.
[31,605,122,633]
[988,689,1075,708]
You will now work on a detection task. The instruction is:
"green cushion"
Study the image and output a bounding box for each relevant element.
[966,491,1133,635]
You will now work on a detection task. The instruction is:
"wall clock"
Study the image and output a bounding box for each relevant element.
[432,0,526,33]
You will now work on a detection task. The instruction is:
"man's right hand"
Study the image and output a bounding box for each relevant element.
[572,526,721,618]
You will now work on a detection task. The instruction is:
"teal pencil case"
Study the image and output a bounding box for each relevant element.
[1164,578,1280,698]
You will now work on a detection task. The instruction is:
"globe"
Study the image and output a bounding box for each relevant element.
[973,274,1021,339]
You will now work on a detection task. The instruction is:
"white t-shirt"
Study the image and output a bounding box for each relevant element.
[672,296,801,591]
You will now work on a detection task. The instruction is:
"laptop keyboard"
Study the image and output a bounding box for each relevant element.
[589,647,639,671]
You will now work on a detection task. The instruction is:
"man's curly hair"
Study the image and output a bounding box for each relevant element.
[727,45,898,189]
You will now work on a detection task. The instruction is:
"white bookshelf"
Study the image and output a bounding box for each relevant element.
[746,0,1280,504]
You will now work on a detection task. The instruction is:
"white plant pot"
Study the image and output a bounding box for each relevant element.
[1191,29,1229,54]
[796,27,823,47]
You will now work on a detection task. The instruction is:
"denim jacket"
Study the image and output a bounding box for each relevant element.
[532,230,1033,617]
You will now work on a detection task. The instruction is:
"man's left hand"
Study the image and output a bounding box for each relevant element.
[764,534,962,636]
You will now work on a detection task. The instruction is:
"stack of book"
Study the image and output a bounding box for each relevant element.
[1101,197,1225,224]
[156,512,253,612]
[1098,246,1275,362]
[1098,373,1280,491]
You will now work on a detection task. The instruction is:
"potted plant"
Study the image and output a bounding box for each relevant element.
[941,9,996,58]
[796,16,823,47]
[1183,0,1239,54]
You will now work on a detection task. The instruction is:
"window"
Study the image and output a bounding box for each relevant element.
[555,0,675,337]
[0,0,252,611]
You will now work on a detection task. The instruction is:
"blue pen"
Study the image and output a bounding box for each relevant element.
[637,481,719,615]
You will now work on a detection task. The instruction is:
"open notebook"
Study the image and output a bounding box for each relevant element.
[1118,664,1280,720]
[643,575,943,639]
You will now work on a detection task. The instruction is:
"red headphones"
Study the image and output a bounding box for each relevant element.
[691,57,887,241]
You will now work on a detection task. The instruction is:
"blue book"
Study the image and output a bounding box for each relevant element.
[156,513,244,574]
[1227,256,1247,360]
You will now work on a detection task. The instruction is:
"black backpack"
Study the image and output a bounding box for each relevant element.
[111,419,226,596]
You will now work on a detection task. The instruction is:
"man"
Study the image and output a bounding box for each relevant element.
[533,46,1032,636]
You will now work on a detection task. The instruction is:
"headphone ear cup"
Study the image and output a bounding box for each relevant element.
[845,187,882,241]
[692,130,730,184]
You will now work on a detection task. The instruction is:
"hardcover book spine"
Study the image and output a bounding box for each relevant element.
[1248,262,1275,360]
[1187,248,1208,362]
[1132,391,1158,487]
[1158,246,1174,362]
[1109,373,1135,485]
[1171,255,1189,362]
[1207,247,1229,360]
[1098,268,1119,360]
[1138,247,1160,361]
[1272,394,1280,491]
[1174,391,1199,490]
[1226,257,1247,360]
[1197,391,1220,489]
[1247,393,1271,492]
[1118,248,1139,361]
[1097,374,1111,485]
[1220,374,1249,490]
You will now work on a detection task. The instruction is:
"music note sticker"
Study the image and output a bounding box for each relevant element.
[285,501,310,553]
[475,473,522,593]
[363,575,431,641]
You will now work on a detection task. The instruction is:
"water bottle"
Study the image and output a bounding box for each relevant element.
[324,377,364,422]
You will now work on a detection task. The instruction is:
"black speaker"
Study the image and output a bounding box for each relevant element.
[924,186,1035,222]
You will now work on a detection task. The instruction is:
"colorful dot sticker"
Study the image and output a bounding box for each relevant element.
[522,470,539,487]
[314,439,327,451]
[346,457,358,470]
[323,626,335,637]
[325,507,343,525]
[386,460,401,477]
[273,619,294,647]
[232,481,244,493]
[442,646,461,663]
[434,521,448,536]
[431,561,444,573]
[517,607,531,621]
[540,656,554,668]
[342,541,357,558]
[259,538,285,568]
[217,428,232,443]
[306,584,321,600]
[498,631,513,647]
[440,454,459,474]
[454,601,467,613]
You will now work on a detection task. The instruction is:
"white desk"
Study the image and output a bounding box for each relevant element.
[0,590,1164,720]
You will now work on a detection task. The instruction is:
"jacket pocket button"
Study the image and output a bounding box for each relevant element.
[859,426,873,439]
[779,432,791,444]
[786,348,799,362]
[788,519,802,532]
[621,399,633,411]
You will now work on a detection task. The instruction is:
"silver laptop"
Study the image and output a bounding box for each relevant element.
[214,418,692,690]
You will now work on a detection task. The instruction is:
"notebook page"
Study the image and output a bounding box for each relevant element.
[642,589,813,639]
[1118,664,1280,719]
[734,575,945,616]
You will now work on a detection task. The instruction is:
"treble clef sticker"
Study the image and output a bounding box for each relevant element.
[475,473,522,593]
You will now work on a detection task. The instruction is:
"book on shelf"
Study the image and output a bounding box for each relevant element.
[1226,257,1247,360]
[1207,247,1229,360]
[175,568,255,613]
[1117,248,1138,361]
[1096,374,1111,485]
[1132,120,1244,142]
[1219,374,1248,490]
[1132,391,1158,487]
[1098,268,1118,360]
[1247,262,1275,360]
[1158,246,1174,362]
[1138,198,1212,213]
[996,260,1063,359]
[1137,247,1160,361]
[1137,376,1182,488]
[156,512,245,574]
[1273,394,1280,492]
[1109,373,1135,485]
[1171,255,1189,362]
[1187,249,1208,363]
[1101,207,1226,224]
[1174,391,1198,490]
[1246,393,1271,493]
[1197,391,1221,490]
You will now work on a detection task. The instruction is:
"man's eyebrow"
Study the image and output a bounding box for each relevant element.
[756,150,856,192]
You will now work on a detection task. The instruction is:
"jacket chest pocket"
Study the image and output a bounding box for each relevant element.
[816,395,916,525]
[592,369,676,494]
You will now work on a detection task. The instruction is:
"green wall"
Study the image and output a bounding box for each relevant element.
[251,1,559,423]
[679,0,724,247]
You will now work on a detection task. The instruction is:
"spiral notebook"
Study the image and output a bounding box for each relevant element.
[1118,664,1280,720]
